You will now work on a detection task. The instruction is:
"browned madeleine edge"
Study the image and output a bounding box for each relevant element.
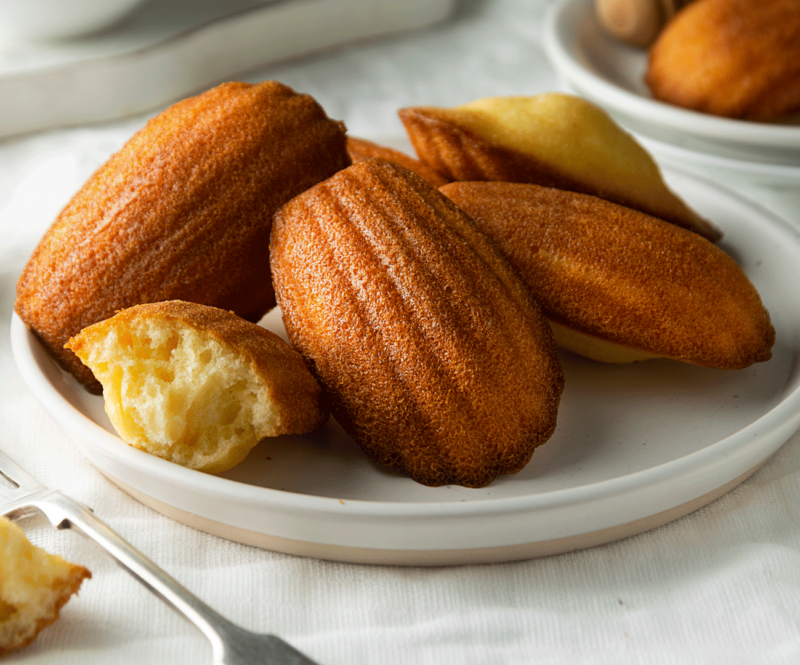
[346,136,450,187]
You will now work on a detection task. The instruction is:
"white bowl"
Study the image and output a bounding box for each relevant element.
[542,0,800,164]
[0,0,147,41]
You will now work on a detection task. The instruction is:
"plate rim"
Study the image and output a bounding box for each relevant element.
[10,165,800,555]
[633,133,800,181]
[541,0,800,153]
[12,307,800,519]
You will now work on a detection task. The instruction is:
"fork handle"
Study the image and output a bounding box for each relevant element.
[30,491,315,664]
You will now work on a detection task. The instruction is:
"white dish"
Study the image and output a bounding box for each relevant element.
[11,167,800,566]
[542,0,800,163]
[0,0,147,42]
[634,133,800,190]
[0,0,456,139]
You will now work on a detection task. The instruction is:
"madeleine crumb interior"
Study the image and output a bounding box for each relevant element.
[67,300,327,473]
[0,517,91,656]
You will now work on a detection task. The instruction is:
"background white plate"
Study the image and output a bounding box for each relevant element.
[0,0,456,139]
[634,134,800,190]
[542,0,800,164]
[11,168,800,566]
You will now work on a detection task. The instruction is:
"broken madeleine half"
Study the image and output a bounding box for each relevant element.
[441,181,775,369]
[66,300,327,473]
[271,159,564,488]
[399,92,720,241]
[16,80,350,393]
[1,517,91,656]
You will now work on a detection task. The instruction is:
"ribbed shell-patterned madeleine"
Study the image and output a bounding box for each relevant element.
[399,93,720,242]
[15,80,350,393]
[441,181,775,369]
[271,159,564,488]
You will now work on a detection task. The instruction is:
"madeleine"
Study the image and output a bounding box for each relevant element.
[271,159,564,487]
[399,93,720,241]
[66,301,327,473]
[16,81,350,392]
[441,181,774,369]
[646,0,800,120]
[346,136,449,187]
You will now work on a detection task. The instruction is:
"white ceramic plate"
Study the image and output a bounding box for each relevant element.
[0,0,456,139]
[11,168,800,566]
[542,0,800,163]
[634,134,800,190]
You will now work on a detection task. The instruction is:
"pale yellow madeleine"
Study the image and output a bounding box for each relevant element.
[400,93,720,241]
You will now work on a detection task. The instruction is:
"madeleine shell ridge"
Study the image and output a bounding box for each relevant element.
[16,80,350,392]
[271,159,564,488]
[440,181,775,369]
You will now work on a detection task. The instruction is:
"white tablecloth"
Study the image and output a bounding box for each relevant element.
[2,1,800,663]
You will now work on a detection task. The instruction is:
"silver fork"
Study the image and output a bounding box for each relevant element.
[0,448,320,665]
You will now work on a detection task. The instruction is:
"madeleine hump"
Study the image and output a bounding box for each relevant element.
[270,158,564,488]
[66,301,327,474]
[399,93,720,241]
[16,80,350,393]
[441,181,775,369]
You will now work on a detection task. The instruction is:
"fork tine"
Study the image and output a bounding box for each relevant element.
[0,448,46,493]
[0,449,50,522]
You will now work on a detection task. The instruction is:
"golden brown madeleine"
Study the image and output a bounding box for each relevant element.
[346,136,449,187]
[271,159,564,488]
[66,301,327,473]
[16,81,350,393]
[399,93,720,241]
[1,517,91,656]
[441,181,775,369]
[646,0,800,120]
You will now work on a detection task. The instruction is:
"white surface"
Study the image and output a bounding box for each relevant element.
[0,0,147,41]
[0,0,456,139]
[10,165,800,563]
[542,0,800,163]
[3,0,800,662]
